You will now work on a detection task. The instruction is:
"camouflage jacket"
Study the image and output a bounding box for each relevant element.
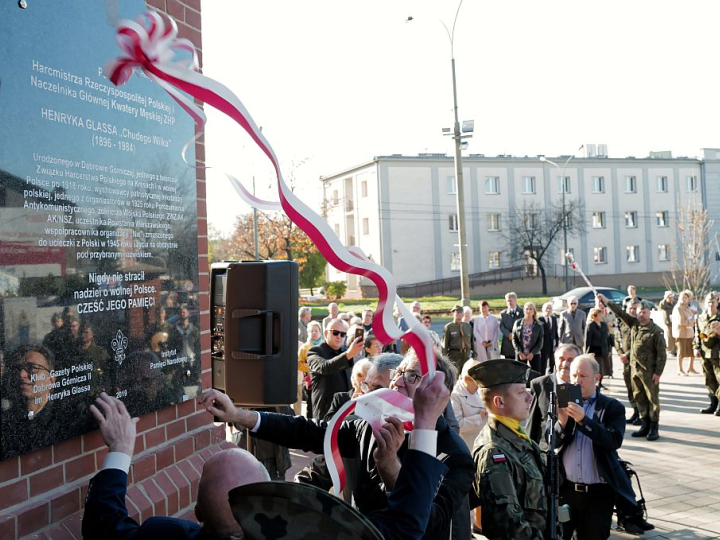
[615,316,633,356]
[608,302,667,375]
[694,311,720,359]
[473,416,547,540]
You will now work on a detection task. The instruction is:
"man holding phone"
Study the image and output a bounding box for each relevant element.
[554,355,638,540]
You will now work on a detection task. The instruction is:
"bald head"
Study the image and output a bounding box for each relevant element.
[195,448,270,536]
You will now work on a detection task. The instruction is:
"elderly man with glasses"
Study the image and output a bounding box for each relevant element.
[560,296,586,349]
[200,351,473,540]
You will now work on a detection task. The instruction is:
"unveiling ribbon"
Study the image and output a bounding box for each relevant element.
[565,252,596,294]
[105,11,437,495]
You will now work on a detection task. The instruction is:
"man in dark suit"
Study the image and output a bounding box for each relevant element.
[526,343,581,451]
[539,301,560,374]
[554,355,640,540]
[83,389,452,540]
[200,353,474,540]
[499,292,524,359]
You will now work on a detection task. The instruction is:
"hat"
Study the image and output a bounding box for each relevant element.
[450,305,463,313]
[229,481,383,540]
[468,359,531,388]
[664,290,674,298]
[638,300,653,311]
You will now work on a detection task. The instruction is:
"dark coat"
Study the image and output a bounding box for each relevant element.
[585,321,609,360]
[554,391,636,505]
[526,373,556,452]
[256,411,474,540]
[511,319,544,358]
[307,342,353,420]
[499,306,524,358]
[538,314,559,354]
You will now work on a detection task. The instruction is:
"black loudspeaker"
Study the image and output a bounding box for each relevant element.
[210,261,299,406]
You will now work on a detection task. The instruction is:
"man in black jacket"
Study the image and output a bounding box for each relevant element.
[308,318,363,421]
[499,292,524,359]
[200,353,474,540]
[538,302,560,374]
[555,355,639,540]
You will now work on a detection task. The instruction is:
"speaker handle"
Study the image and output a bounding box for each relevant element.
[230,309,274,359]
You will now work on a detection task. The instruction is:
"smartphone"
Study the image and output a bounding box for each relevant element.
[355,328,365,342]
[557,383,582,408]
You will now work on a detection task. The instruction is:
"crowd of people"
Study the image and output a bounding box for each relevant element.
[77,285,720,539]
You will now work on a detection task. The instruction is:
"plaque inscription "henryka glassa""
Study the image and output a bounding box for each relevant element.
[0,1,201,459]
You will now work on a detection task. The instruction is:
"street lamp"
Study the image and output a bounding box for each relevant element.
[442,0,473,307]
[539,154,577,290]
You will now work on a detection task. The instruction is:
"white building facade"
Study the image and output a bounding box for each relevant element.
[322,148,720,297]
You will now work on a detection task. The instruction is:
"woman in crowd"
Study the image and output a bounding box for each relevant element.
[297,321,323,417]
[512,302,543,372]
[673,289,699,375]
[421,314,442,347]
[472,300,499,362]
[450,359,487,451]
[363,333,383,359]
[585,307,610,388]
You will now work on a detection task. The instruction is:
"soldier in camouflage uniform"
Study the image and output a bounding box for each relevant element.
[615,299,641,425]
[693,293,720,415]
[443,305,474,373]
[469,359,547,540]
[602,295,667,441]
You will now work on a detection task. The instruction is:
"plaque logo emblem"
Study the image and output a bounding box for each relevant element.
[111,330,129,366]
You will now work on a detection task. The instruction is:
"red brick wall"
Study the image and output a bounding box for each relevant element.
[0,2,215,538]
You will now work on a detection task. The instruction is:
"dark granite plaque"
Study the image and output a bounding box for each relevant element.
[0,1,200,459]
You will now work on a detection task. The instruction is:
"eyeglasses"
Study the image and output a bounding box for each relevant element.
[390,369,421,385]
[360,382,383,393]
[14,362,51,374]
[330,329,347,337]
[570,303,578,306]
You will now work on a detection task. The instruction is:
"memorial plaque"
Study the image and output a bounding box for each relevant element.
[0,1,200,459]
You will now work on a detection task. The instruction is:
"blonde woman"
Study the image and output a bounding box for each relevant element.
[512,302,544,372]
[673,290,699,375]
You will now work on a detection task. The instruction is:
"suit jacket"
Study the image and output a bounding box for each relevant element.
[526,373,556,452]
[499,306,524,358]
[255,411,474,540]
[538,314,558,355]
[307,342,353,420]
[511,319,544,358]
[553,392,636,505]
[559,309,586,348]
[82,468,207,539]
[585,320,609,359]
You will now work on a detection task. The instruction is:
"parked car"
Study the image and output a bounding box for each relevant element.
[551,286,655,314]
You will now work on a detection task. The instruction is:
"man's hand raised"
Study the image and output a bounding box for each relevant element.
[412,371,450,430]
[198,389,258,428]
[89,392,138,457]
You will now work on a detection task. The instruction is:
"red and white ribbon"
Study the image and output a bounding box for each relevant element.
[565,252,596,294]
[105,11,436,495]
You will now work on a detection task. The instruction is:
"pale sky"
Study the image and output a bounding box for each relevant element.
[201,0,720,235]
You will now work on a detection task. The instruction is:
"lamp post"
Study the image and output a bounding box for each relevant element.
[540,154,576,290]
[442,0,473,307]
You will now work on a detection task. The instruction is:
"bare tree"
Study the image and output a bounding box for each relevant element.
[503,200,585,295]
[663,200,715,299]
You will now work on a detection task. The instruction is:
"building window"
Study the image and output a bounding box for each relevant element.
[557,176,571,194]
[625,211,638,228]
[559,248,574,266]
[592,176,605,193]
[447,176,456,194]
[657,176,668,192]
[522,176,536,194]
[449,214,458,232]
[485,176,500,194]
[686,175,698,192]
[362,217,369,235]
[361,180,368,197]
[592,212,606,228]
[658,244,670,261]
[656,211,669,227]
[523,213,537,230]
[625,176,636,193]
[594,246,608,264]
[488,213,501,232]
[488,251,501,268]
[332,189,339,205]
[451,253,460,271]
[626,245,640,263]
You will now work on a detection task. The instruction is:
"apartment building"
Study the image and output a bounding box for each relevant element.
[322,148,720,297]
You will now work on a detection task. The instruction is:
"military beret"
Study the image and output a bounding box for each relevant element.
[468,359,531,388]
[229,481,383,540]
[638,300,653,311]
[450,305,463,313]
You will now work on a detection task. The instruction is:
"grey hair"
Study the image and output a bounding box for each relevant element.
[572,353,599,375]
[372,353,403,373]
[298,307,312,318]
